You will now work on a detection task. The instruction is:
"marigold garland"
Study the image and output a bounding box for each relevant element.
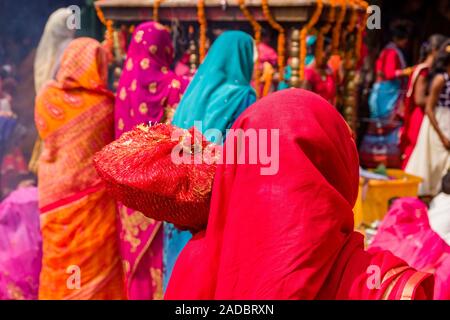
[355,0,369,61]
[197,0,207,63]
[332,0,347,54]
[239,0,262,97]
[343,0,358,69]
[261,0,286,82]
[299,0,323,81]
[95,1,114,58]
[346,0,358,33]
[153,0,162,22]
[316,0,336,66]
[262,62,274,97]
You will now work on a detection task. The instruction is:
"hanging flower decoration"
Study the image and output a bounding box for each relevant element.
[332,0,347,54]
[261,0,286,82]
[95,1,114,61]
[355,0,369,62]
[299,0,323,81]
[198,0,207,63]
[343,0,359,69]
[153,0,162,22]
[315,0,336,66]
[239,0,262,98]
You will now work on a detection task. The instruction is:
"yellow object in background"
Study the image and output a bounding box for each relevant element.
[353,169,422,228]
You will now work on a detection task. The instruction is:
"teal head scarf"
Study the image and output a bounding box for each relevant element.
[172,30,256,143]
[164,31,257,291]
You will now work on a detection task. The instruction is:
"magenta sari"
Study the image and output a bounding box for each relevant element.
[114,21,188,300]
[0,186,41,300]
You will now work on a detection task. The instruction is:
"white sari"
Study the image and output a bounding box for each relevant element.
[405,106,450,196]
[428,192,450,245]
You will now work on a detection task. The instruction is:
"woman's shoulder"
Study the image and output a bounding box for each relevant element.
[431,73,446,88]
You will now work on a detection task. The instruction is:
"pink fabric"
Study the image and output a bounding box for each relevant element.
[115,22,189,136]
[258,42,277,67]
[114,22,188,300]
[305,67,336,104]
[375,47,402,81]
[0,187,41,300]
[369,197,450,299]
[175,53,191,78]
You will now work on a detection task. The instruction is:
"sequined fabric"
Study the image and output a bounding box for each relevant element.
[94,123,219,232]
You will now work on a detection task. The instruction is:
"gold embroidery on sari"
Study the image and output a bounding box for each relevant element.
[120,207,155,253]
[149,45,158,54]
[139,102,148,115]
[134,30,144,43]
[123,260,131,274]
[119,87,127,101]
[7,283,24,300]
[130,79,137,92]
[140,58,150,70]
[126,58,133,71]
[148,82,157,94]
[150,268,163,300]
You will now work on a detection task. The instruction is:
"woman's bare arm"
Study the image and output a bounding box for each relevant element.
[413,74,428,107]
[425,74,450,149]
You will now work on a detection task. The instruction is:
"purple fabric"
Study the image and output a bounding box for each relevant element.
[0,186,41,300]
[115,21,189,137]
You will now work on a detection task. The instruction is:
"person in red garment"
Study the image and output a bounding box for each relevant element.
[165,89,434,300]
[400,34,447,168]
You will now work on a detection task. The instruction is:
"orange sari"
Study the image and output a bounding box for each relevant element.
[35,38,124,300]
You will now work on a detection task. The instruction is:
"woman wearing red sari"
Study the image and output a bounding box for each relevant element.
[114,21,189,300]
[400,34,447,168]
[165,89,434,300]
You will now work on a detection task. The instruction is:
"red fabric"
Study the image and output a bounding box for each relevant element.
[94,123,219,232]
[376,48,402,81]
[165,89,434,300]
[400,65,429,168]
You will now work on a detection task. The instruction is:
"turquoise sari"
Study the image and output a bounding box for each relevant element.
[163,31,257,290]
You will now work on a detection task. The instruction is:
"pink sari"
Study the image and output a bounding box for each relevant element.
[114,21,188,300]
[369,198,450,299]
[0,187,41,300]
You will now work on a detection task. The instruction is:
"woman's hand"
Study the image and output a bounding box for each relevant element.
[441,136,450,151]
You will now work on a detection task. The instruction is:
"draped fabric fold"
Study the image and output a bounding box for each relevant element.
[166,89,433,300]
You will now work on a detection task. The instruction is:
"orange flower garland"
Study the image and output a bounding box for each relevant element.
[316,0,336,66]
[355,0,369,61]
[343,0,358,69]
[153,0,162,22]
[239,0,262,98]
[94,1,114,59]
[332,0,347,54]
[261,0,286,82]
[299,0,323,81]
[346,0,358,33]
[197,0,207,63]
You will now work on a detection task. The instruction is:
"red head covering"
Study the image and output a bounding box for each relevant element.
[165,89,434,300]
